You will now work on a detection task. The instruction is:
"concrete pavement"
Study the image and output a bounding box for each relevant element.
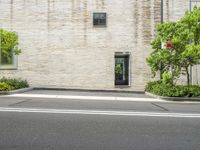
[0,89,200,113]
[23,89,151,98]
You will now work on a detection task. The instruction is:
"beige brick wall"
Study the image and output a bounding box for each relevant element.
[1,0,198,91]
[0,0,163,91]
[163,0,190,22]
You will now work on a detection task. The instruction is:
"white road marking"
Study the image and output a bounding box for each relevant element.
[6,93,165,102]
[0,107,200,118]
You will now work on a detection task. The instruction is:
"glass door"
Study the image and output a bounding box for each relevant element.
[115,55,129,85]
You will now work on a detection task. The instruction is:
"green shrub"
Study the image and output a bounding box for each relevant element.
[0,82,14,91]
[145,81,200,97]
[0,77,29,90]
[187,86,200,97]
[162,72,173,85]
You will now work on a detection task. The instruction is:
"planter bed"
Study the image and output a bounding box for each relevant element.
[145,81,200,102]
[145,92,200,102]
[0,87,33,95]
[0,78,30,95]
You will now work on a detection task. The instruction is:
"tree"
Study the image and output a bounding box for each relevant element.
[0,28,21,64]
[180,6,200,45]
[146,6,200,86]
[180,44,200,86]
[179,6,200,86]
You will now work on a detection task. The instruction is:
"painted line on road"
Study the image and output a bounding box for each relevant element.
[0,107,200,118]
[5,93,165,102]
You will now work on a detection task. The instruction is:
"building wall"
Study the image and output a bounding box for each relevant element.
[0,0,198,91]
[0,0,162,91]
[163,0,190,22]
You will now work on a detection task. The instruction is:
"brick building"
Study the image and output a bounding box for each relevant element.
[0,0,199,91]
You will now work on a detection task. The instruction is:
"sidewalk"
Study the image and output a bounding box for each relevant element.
[1,89,200,114]
[5,89,167,103]
[24,89,151,98]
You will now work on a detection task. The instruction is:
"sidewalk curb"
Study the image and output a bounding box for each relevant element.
[7,93,161,102]
[0,87,34,95]
[34,87,145,94]
[145,92,200,102]
[0,87,144,95]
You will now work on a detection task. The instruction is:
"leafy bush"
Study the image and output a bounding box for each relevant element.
[186,85,200,97]
[0,77,29,90]
[145,81,200,97]
[146,7,200,87]
[162,72,173,85]
[0,82,14,91]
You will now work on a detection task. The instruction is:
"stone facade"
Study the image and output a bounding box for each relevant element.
[0,0,199,91]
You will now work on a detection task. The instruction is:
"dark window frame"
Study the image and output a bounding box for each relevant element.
[93,12,107,27]
[115,54,130,86]
[0,49,17,70]
[190,0,200,10]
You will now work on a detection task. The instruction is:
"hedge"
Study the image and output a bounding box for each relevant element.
[0,82,14,91]
[0,77,29,91]
[145,81,200,97]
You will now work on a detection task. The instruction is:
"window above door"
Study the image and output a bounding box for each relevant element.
[0,49,17,70]
[93,12,107,27]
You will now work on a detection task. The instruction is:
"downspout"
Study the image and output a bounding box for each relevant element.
[160,0,164,80]
[161,0,164,24]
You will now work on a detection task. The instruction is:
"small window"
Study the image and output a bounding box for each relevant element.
[93,13,107,26]
[0,29,18,69]
[1,49,13,65]
[0,49,17,69]
[190,0,200,10]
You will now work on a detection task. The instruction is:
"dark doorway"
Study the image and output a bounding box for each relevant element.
[115,55,129,85]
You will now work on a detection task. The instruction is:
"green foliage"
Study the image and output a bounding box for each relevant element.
[187,85,200,97]
[0,28,21,64]
[180,6,200,45]
[181,44,200,64]
[145,81,200,97]
[145,80,162,92]
[0,77,29,90]
[146,6,200,86]
[115,64,123,75]
[0,82,14,91]
[151,36,162,50]
[162,72,173,85]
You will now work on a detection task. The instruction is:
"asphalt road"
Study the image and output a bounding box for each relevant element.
[0,112,200,150]
[0,92,200,150]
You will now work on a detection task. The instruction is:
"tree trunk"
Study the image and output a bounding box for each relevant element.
[186,66,190,87]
